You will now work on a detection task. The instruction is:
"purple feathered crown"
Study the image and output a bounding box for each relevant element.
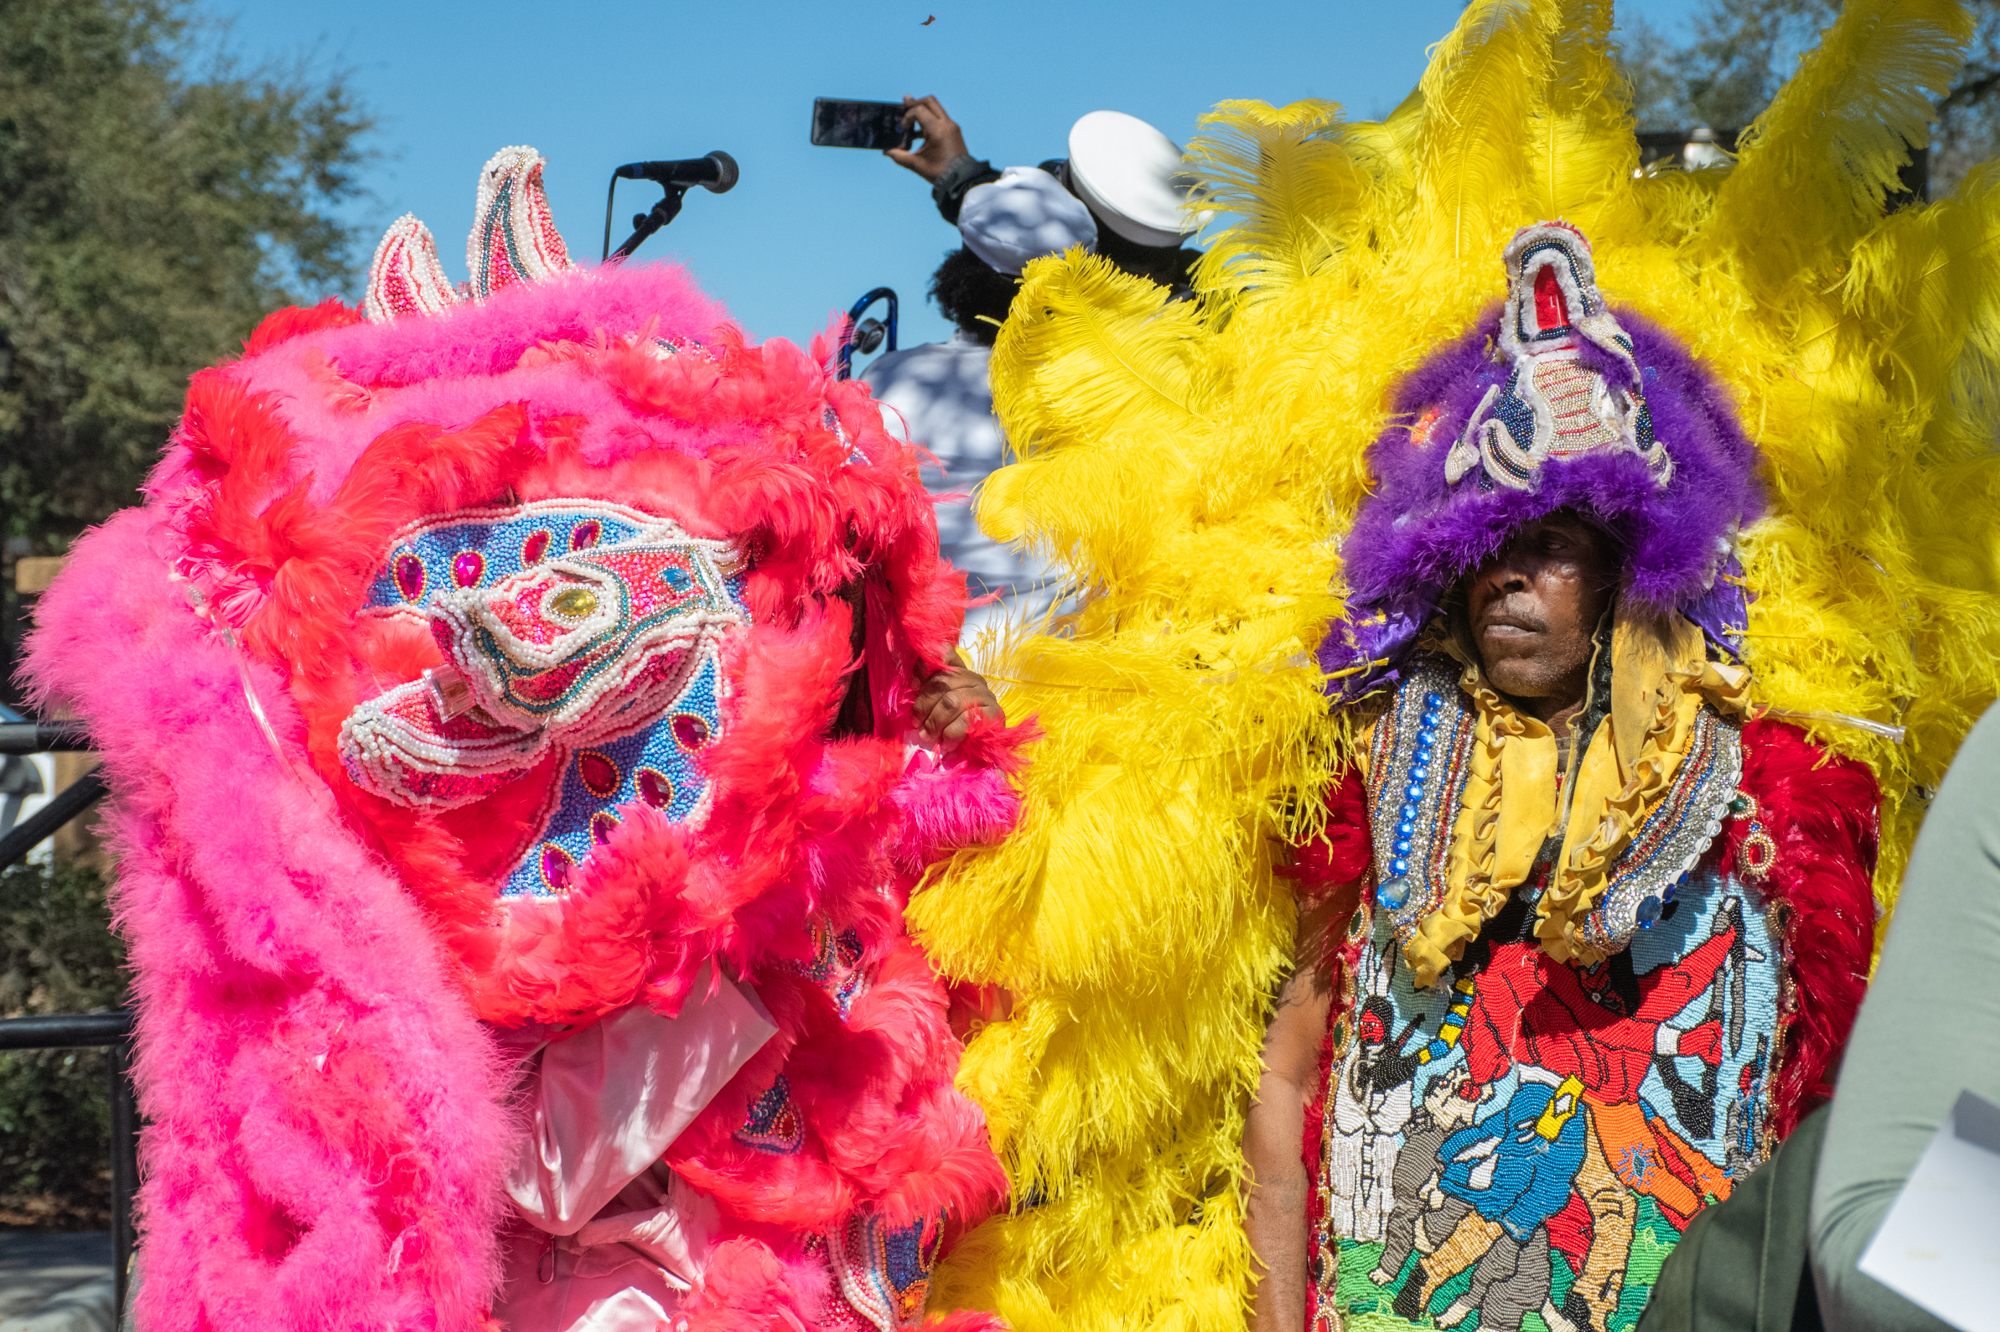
[1321,222,1765,700]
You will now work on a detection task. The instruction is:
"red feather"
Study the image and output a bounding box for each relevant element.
[1729,718,1880,1138]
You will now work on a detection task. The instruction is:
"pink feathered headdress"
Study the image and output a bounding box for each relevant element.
[26,145,1021,1331]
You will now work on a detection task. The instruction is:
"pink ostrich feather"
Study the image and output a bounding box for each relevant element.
[25,260,1024,1330]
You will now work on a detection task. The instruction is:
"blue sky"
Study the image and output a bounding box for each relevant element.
[216,0,1702,355]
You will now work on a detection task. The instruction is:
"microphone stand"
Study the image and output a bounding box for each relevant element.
[604,182,688,262]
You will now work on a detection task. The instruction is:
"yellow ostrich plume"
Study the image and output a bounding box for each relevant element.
[913,1,2000,1328]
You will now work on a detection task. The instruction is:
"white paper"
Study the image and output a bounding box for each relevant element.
[1858,1089,2000,1332]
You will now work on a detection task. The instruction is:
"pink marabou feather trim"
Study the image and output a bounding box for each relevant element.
[25,513,512,1331]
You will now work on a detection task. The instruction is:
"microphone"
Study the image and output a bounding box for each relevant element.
[612,152,739,194]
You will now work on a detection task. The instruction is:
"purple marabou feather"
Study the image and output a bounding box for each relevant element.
[1324,306,1762,698]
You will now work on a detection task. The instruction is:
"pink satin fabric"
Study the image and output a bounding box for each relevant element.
[493,969,777,1331]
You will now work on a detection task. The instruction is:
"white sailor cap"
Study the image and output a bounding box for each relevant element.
[1066,110,1200,249]
[957,165,1099,275]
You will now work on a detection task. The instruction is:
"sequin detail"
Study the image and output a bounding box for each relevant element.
[636,767,675,808]
[672,713,712,752]
[394,553,426,602]
[538,842,575,894]
[576,749,620,798]
[792,917,867,1017]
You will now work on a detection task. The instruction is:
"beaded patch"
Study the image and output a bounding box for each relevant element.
[791,917,868,1018]
[340,499,748,899]
[1309,859,1783,1332]
[493,652,724,899]
[361,499,660,612]
[1363,655,1480,946]
[827,1212,943,1332]
[1575,708,1741,954]
[734,1075,806,1154]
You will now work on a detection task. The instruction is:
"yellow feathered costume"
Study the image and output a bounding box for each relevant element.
[908,1,2000,1327]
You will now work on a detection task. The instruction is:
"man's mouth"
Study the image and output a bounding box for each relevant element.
[1477,611,1544,638]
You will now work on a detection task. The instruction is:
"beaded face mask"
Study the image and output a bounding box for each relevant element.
[339,503,747,896]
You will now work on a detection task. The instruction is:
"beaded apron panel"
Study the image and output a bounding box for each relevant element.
[1317,667,1780,1332]
[353,498,748,899]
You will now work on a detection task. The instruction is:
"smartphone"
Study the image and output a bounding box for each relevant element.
[811,98,915,151]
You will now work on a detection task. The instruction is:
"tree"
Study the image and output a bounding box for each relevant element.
[0,0,374,560]
[1618,0,2000,194]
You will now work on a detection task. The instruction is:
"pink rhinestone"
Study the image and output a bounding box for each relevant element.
[576,750,620,798]
[521,529,552,564]
[636,768,674,808]
[393,553,425,601]
[672,714,710,751]
[539,843,574,893]
[451,549,485,587]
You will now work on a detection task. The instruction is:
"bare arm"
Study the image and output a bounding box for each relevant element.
[1246,891,1349,1332]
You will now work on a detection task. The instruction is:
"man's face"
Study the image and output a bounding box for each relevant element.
[1463,513,1616,708]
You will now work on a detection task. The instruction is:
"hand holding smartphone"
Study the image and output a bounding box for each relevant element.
[812,95,971,183]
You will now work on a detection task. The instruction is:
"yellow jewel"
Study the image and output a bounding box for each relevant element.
[549,586,598,619]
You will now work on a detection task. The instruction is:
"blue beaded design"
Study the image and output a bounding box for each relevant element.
[1365,658,1480,954]
[363,499,658,611]
[1489,372,1539,456]
[500,651,726,899]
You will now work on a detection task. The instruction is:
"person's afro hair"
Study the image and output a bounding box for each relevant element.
[928,247,1017,345]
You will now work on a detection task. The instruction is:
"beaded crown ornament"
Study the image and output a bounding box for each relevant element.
[1444,222,1671,492]
[363,145,575,322]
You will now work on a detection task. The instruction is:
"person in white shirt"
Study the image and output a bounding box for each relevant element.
[866,96,1202,654]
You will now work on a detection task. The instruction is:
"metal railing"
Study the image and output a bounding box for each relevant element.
[0,720,133,1315]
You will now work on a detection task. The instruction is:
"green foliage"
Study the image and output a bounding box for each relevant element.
[0,0,375,555]
[0,858,126,1226]
[1617,0,2000,195]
